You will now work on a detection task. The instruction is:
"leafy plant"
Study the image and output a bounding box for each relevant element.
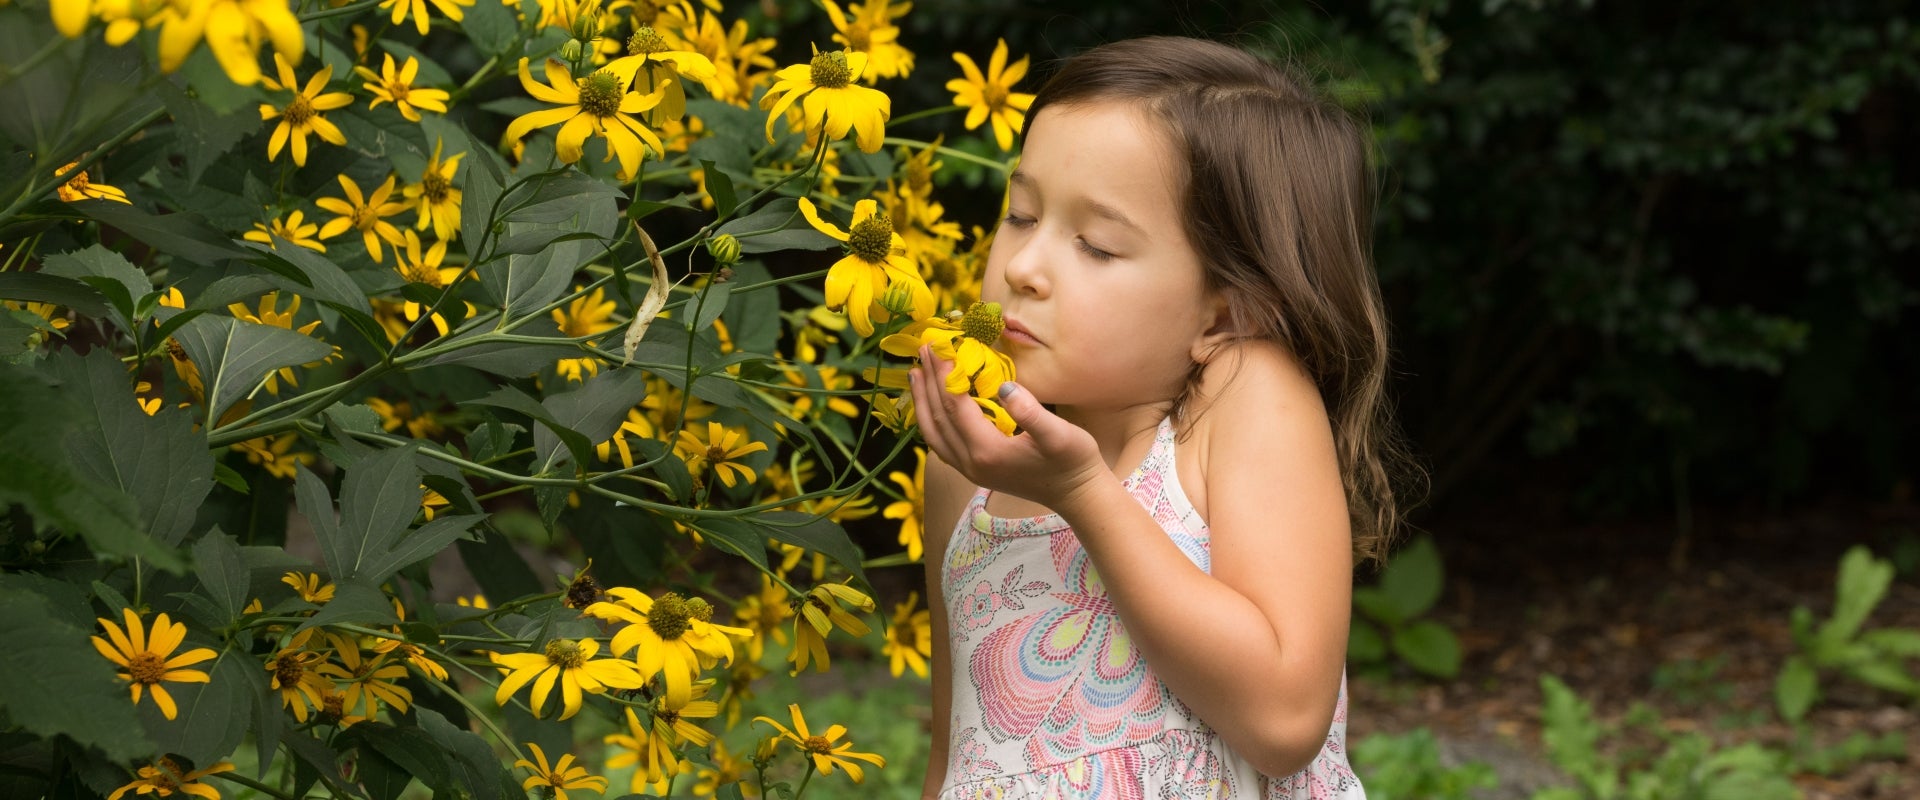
[1649,654,1732,709]
[1351,727,1498,800]
[1532,675,1801,800]
[1775,545,1920,721]
[1351,535,1462,678]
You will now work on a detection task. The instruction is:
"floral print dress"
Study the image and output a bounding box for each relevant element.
[938,417,1366,800]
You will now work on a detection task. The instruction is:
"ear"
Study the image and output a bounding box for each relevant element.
[1190,293,1239,363]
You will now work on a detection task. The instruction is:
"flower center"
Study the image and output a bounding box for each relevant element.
[704,444,730,464]
[283,94,316,127]
[685,596,713,622]
[982,83,1009,111]
[351,204,380,230]
[403,260,443,286]
[388,82,412,103]
[545,639,586,669]
[848,215,894,263]
[809,50,852,89]
[627,26,667,55]
[273,657,306,688]
[960,301,1003,344]
[929,255,959,286]
[421,170,452,204]
[150,757,185,789]
[565,574,602,608]
[577,70,625,117]
[127,651,168,685]
[801,735,833,754]
[647,593,692,640]
[321,693,346,722]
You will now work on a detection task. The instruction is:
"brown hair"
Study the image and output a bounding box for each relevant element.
[1026,36,1420,567]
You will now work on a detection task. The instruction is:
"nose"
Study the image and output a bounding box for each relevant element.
[997,229,1049,298]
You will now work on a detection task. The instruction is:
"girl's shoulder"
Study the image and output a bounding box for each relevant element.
[921,450,980,560]
[1182,340,1340,513]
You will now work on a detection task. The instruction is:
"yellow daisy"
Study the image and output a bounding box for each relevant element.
[759,47,891,153]
[753,703,886,783]
[244,209,327,252]
[392,230,465,337]
[822,0,914,83]
[880,301,1014,397]
[882,591,931,678]
[54,161,131,203]
[615,27,719,122]
[315,633,412,722]
[315,174,408,262]
[604,706,685,791]
[259,54,352,166]
[108,757,235,800]
[674,421,769,489]
[883,447,924,561]
[798,196,932,337]
[90,609,217,721]
[281,570,336,603]
[552,285,618,382]
[947,38,1035,151]
[515,743,607,800]
[232,432,315,479]
[731,575,792,662]
[151,0,304,86]
[505,57,670,181]
[403,139,464,241]
[265,631,333,723]
[356,54,451,123]
[378,0,472,36]
[489,638,644,720]
[227,292,328,394]
[789,582,872,674]
[583,588,750,709]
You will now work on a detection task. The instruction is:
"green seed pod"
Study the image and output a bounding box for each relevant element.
[707,233,742,265]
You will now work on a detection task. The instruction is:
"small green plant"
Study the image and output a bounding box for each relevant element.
[1787,728,1907,777]
[1350,535,1462,678]
[1649,654,1732,708]
[1531,675,1801,800]
[1774,545,1920,721]
[1351,728,1498,800]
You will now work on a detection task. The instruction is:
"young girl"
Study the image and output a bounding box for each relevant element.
[911,36,1408,799]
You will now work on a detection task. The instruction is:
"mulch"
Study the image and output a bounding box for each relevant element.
[1345,499,1920,799]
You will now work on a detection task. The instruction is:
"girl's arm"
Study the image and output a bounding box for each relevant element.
[919,452,974,799]
[911,343,1352,778]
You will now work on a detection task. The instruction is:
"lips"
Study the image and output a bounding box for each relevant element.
[1000,316,1042,346]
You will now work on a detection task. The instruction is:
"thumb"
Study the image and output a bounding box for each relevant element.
[995,382,1062,440]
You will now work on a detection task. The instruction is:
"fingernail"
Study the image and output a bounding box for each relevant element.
[997,382,1017,399]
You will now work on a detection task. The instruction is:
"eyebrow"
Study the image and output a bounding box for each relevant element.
[1008,170,1147,235]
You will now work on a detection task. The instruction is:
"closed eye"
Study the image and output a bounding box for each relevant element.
[1000,213,1035,229]
[1075,238,1114,262]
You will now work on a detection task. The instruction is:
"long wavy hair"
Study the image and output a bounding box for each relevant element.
[1025,36,1422,567]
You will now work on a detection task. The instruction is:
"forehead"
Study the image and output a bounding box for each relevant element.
[1012,102,1184,223]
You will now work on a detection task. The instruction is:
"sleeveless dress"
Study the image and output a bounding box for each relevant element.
[938,417,1366,800]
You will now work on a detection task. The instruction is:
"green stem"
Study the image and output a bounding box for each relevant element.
[298,0,382,21]
[0,106,167,227]
[421,673,527,763]
[793,761,817,799]
[887,104,960,127]
[0,37,68,85]
[881,137,1013,174]
[212,769,298,800]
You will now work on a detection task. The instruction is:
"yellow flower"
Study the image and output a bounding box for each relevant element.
[689,738,752,797]
[489,637,644,720]
[604,707,685,792]
[227,292,327,394]
[515,743,607,800]
[392,230,465,336]
[753,703,886,783]
[882,591,930,678]
[403,139,464,241]
[583,588,750,709]
[356,53,451,122]
[789,582,872,674]
[151,0,304,86]
[505,57,669,182]
[54,161,131,203]
[135,380,163,415]
[457,594,490,609]
[674,421,769,489]
[822,0,913,83]
[798,197,931,337]
[759,47,891,153]
[884,448,924,561]
[259,54,352,166]
[552,285,618,382]
[281,571,336,603]
[595,408,658,468]
[366,397,444,438]
[948,38,1035,151]
[90,609,217,721]
[881,302,1013,397]
[731,575,792,662]
[615,27,718,122]
[378,0,472,36]
[265,631,333,723]
[315,174,408,262]
[659,9,776,107]
[780,364,859,420]
[372,632,449,681]
[232,432,314,479]
[108,757,235,800]
[315,634,412,722]
[244,209,327,252]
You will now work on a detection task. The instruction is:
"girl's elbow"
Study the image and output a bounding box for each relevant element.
[1243,720,1331,778]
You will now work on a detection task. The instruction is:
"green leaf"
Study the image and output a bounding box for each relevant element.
[1774,657,1819,721]
[1391,620,1461,678]
[156,80,259,185]
[688,279,733,333]
[241,239,374,317]
[750,511,869,588]
[152,649,251,768]
[458,525,545,602]
[470,385,593,472]
[700,158,739,218]
[346,723,450,794]
[1347,618,1387,663]
[533,368,649,471]
[461,0,519,57]
[0,270,113,320]
[461,129,508,257]
[40,245,153,329]
[76,198,254,265]
[1860,628,1920,657]
[1846,659,1920,696]
[1538,675,1610,792]
[46,349,213,547]
[465,416,524,464]
[0,578,154,761]
[1823,545,1893,648]
[718,197,840,254]
[328,446,414,579]
[689,517,769,574]
[723,261,780,354]
[417,708,523,800]
[1351,586,1403,628]
[0,361,167,568]
[168,310,337,424]
[414,316,579,377]
[1378,535,1444,619]
[192,530,248,621]
[298,582,400,634]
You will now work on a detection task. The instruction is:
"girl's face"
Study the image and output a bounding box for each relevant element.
[984,101,1224,412]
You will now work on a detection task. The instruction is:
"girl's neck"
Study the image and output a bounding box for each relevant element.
[1056,402,1171,474]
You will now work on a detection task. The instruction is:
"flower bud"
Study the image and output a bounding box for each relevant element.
[706,233,741,266]
[559,39,585,62]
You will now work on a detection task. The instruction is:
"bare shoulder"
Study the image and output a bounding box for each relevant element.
[1191,340,1335,453]
[921,449,979,561]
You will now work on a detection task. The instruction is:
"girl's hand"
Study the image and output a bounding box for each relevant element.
[909,345,1106,510]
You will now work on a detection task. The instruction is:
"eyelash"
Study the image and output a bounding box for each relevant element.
[1001,214,1116,262]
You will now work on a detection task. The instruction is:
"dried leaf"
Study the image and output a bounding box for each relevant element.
[621,221,673,366]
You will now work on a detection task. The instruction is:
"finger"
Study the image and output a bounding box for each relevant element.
[992,382,1064,447]
[908,369,954,463]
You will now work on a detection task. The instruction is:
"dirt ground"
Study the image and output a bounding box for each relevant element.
[1345,499,1920,799]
